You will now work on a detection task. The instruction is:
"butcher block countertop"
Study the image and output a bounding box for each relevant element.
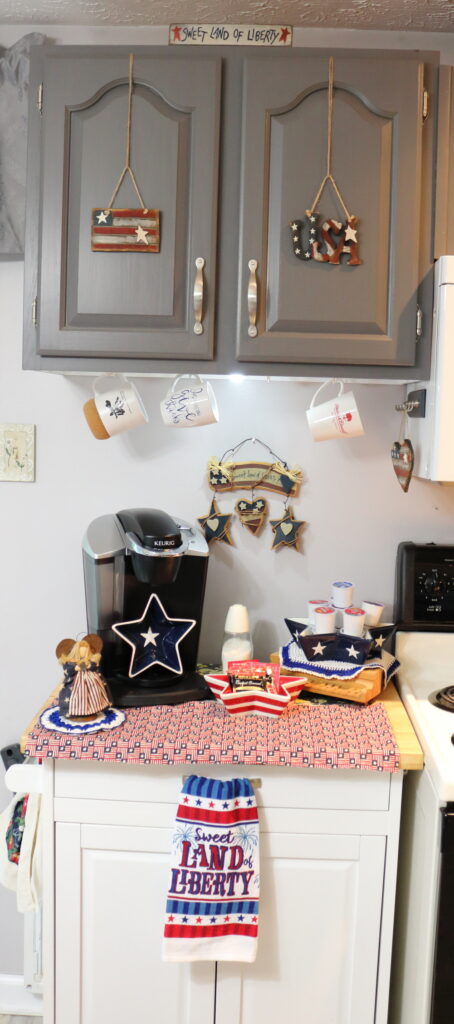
[21,684,422,770]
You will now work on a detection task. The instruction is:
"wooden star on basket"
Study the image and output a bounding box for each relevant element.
[270,507,305,552]
[198,498,234,546]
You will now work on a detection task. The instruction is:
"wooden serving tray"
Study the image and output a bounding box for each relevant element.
[270,652,384,704]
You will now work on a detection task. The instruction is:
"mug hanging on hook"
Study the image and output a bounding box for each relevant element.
[306,380,364,441]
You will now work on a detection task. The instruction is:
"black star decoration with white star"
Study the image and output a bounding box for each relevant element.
[112,592,196,677]
[198,497,234,546]
[270,506,305,552]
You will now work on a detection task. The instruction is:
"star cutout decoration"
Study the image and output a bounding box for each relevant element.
[270,507,305,552]
[304,251,311,259]
[141,627,159,647]
[96,210,109,224]
[346,644,359,659]
[368,624,396,654]
[312,641,326,657]
[136,224,149,245]
[198,498,234,546]
[345,223,357,242]
[291,221,298,230]
[112,592,195,677]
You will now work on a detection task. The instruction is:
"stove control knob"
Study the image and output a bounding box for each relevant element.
[422,571,448,598]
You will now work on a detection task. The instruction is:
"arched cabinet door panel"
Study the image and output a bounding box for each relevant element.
[236,51,436,366]
[27,47,221,361]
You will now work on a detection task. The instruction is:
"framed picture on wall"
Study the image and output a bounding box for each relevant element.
[0,423,35,481]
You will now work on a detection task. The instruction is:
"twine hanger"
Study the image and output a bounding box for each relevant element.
[107,54,148,212]
[306,57,352,222]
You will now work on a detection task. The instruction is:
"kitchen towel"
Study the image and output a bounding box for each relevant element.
[163,775,259,962]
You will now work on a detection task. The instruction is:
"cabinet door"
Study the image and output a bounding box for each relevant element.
[55,822,215,1024]
[25,47,220,363]
[216,832,386,1024]
[237,51,435,366]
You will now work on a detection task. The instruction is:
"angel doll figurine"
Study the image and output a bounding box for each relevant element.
[56,634,113,720]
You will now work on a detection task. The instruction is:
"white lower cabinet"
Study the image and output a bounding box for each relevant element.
[55,823,215,1024]
[216,832,385,1024]
[46,764,403,1024]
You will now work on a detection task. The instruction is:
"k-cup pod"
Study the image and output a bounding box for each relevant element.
[362,601,385,627]
[83,374,148,440]
[160,374,219,428]
[306,380,364,442]
[308,599,328,625]
[343,607,366,637]
[314,605,336,634]
[331,581,354,609]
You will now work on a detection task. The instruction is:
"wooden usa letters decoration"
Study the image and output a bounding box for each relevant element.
[290,215,361,265]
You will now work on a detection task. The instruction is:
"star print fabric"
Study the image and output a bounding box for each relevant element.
[163,775,259,962]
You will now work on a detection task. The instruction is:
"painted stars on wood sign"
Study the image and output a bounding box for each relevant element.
[91,208,161,252]
[290,215,361,265]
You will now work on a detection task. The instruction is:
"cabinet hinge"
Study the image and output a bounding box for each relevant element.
[37,82,43,114]
[416,304,423,339]
[32,297,38,326]
[422,88,429,123]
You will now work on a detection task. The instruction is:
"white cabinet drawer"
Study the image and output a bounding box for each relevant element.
[53,760,391,811]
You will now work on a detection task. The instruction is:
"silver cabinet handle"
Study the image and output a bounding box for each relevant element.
[193,257,205,335]
[247,259,258,337]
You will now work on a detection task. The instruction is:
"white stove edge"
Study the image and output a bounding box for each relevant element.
[396,631,454,803]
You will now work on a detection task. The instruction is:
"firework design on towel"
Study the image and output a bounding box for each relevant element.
[163,776,259,962]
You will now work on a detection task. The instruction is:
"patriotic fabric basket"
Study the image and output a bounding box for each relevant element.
[204,672,306,717]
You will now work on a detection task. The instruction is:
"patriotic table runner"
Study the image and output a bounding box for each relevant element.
[163,775,259,962]
[24,698,399,772]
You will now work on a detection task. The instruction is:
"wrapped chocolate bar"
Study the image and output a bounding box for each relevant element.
[227,660,279,693]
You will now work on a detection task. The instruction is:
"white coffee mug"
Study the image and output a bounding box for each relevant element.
[306,380,364,441]
[84,374,148,439]
[160,375,219,428]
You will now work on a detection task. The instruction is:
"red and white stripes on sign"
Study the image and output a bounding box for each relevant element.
[91,208,160,252]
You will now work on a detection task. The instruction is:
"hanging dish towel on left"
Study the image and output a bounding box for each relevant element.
[163,775,259,962]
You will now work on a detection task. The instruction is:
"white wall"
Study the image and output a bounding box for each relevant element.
[1,21,454,980]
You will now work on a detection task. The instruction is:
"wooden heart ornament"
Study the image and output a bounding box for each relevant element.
[235,498,268,536]
[391,439,414,493]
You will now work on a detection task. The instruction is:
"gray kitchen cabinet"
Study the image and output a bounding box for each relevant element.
[237,51,437,369]
[23,46,438,378]
[23,46,221,364]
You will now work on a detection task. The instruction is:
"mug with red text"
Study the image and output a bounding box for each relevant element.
[306,380,364,442]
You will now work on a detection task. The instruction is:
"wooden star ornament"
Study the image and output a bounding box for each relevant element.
[198,498,234,546]
[270,506,305,552]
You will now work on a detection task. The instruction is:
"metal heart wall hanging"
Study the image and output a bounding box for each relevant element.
[391,439,414,493]
[235,498,268,535]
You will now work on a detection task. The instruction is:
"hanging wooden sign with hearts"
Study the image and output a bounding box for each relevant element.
[235,498,268,535]
[391,439,414,493]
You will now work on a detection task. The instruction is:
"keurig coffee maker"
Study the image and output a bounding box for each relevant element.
[82,508,211,706]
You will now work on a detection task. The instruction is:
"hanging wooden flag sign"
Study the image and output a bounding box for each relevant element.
[92,55,161,255]
[91,209,160,253]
